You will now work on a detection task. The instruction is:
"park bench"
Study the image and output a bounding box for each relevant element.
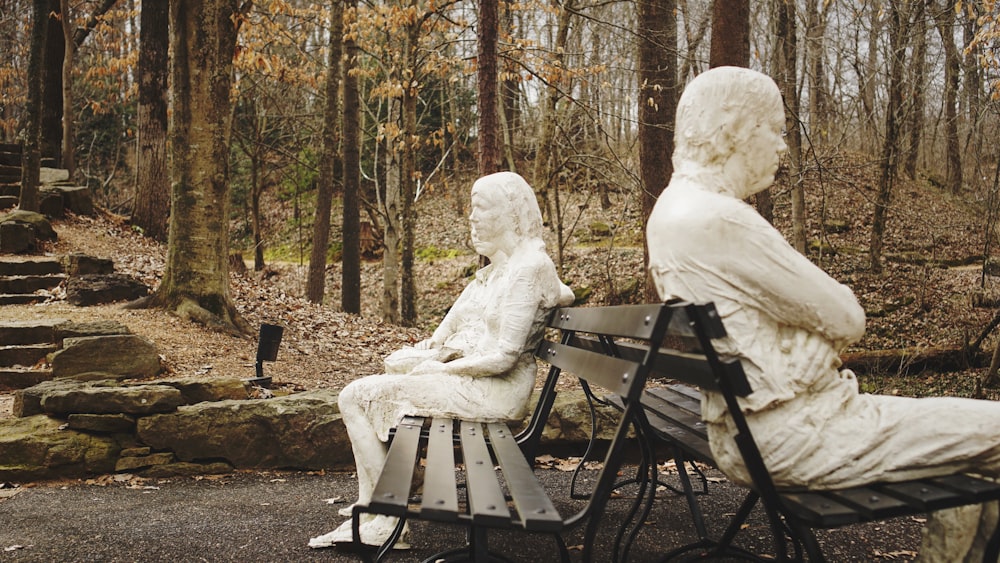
[601,300,1000,562]
[349,302,680,562]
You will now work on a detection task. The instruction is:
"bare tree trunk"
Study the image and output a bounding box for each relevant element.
[41,0,62,167]
[400,34,418,326]
[709,0,749,68]
[133,0,170,241]
[59,0,74,176]
[19,0,49,213]
[871,0,906,274]
[638,0,677,302]
[532,0,573,227]
[307,0,344,305]
[477,0,500,175]
[341,0,362,314]
[382,100,401,324]
[773,0,805,253]
[134,0,248,335]
[805,0,828,140]
[250,159,265,271]
[903,2,927,180]
[934,0,963,194]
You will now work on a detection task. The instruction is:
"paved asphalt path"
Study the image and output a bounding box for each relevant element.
[0,467,921,562]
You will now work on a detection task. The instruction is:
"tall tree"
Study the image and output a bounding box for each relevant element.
[637,0,677,302]
[307,0,345,304]
[934,0,963,194]
[532,0,574,229]
[42,0,63,167]
[903,2,927,180]
[804,0,829,139]
[133,0,247,334]
[59,0,75,176]
[871,0,908,273]
[341,0,362,314]
[709,0,749,67]
[19,0,49,213]
[132,0,170,241]
[477,0,500,175]
[772,0,805,253]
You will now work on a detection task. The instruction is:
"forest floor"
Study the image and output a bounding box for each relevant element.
[3,151,1000,421]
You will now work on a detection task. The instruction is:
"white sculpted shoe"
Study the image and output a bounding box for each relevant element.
[308,516,411,550]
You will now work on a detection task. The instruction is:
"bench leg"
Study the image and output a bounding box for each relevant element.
[984,517,1000,563]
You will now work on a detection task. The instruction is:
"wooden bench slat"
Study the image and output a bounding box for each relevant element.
[931,474,1000,500]
[368,416,423,516]
[822,487,914,520]
[876,480,971,512]
[486,423,563,532]
[779,491,862,527]
[538,340,638,398]
[420,418,460,521]
[460,420,511,526]
[548,303,668,340]
[643,388,708,439]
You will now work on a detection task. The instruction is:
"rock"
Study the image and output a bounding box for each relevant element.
[141,461,234,478]
[0,209,56,240]
[39,167,70,184]
[115,452,175,472]
[121,446,152,457]
[65,273,149,306]
[56,186,93,216]
[136,389,351,470]
[67,413,137,433]
[156,377,249,403]
[41,384,184,416]
[50,335,161,379]
[0,220,35,253]
[54,320,131,341]
[13,379,117,418]
[0,414,120,481]
[38,189,65,218]
[60,253,114,276]
[0,319,66,345]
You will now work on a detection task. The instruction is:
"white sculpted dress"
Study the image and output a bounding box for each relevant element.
[646,66,1000,561]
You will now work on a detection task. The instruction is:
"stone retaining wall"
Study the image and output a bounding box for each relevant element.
[1,376,620,483]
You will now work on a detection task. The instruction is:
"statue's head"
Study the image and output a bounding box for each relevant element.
[470,172,545,248]
[673,66,787,198]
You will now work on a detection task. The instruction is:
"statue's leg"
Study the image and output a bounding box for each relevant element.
[337,376,391,506]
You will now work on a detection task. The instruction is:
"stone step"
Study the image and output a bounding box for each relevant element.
[0,274,66,294]
[0,367,53,391]
[0,320,65,345]
[0,293,49,305]
[0,343,59,368]
[0,257,64,276]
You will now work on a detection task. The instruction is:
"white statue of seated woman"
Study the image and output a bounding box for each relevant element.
[645,66,1000,560]
[310,171,574,549]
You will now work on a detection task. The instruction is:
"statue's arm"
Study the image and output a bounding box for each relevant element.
[410,262,545,377]
[718,214,866,348]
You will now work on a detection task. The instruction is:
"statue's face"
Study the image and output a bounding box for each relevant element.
[469,190,504,258]
[739,102,787,197]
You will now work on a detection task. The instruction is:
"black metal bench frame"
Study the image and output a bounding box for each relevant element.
[349,303,679,562]
[606,300,1000,562]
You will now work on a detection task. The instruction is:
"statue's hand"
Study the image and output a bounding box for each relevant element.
[785,331,841,378]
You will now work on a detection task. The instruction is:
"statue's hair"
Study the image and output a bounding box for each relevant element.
[471,171,546,252]
[673,66,784,168]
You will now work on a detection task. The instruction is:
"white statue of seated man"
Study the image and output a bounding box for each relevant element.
[645,66,1000,560]
[310,171,574,549]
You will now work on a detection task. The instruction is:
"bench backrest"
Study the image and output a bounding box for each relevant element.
[633,300,780,499]
[519,302,680,536]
